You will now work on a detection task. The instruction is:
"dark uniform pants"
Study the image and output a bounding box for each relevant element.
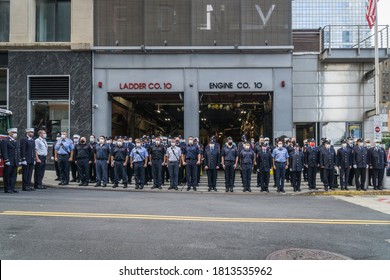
[34,155,46,188]
[207,169,217,189]
[54,161,60,178]
[241,163,252,190]
[348,168,355,186]
[114,161,128,184]
[3,165,17,192]
[224,161,235,189]
[339,167,350,189]
[127,162,133,184]
[22,163,34,189]
[168,161,179,188]
[152,159,163,187]
[70,161,78,181]
[275,162,286,192]
[307,166,317,189]
[373,168,385,190]
[355,167,366,190]
[77,158,90,184]
[96,159,108,184]
[186,160,197,188]
[89,162,96,182]
[58,154,70,184]
[260,170,270,191]
[323,168,334,190]
[291,171,302,191]
[133,161,144,187]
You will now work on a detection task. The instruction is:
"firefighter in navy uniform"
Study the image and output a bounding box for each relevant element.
[130,139,149,189]
[289,143,304,192]
[106,137,115,183]
[221,137,239,192]
[74,137,92,186]
[337,139,353,191]
[320,140,337,191]
[149,136,166,190]
[111,137,129,188]
[369,139,387,190]
[353,138,368,191]
[181,136,201,191]
[20,128,36,191]
[240,141,255,192]
[302,139,309,182]
[194,137,203,186]
[204,139,220,192]
[285,139,294,183]
[125,137,134,184]
[1,128,21,193]
[70,134,80,182]
[257,143,272,192]
[347,137,355,186]
[304,138,320,190]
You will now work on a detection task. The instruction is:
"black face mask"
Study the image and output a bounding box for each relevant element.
[80,140,86,144]
[228,142,233,146]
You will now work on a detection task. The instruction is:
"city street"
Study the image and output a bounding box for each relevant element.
[0,188,389,260]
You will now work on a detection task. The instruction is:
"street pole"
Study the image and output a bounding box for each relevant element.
[374,0,380,116]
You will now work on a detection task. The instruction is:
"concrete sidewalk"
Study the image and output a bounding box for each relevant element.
[2,170,389,196]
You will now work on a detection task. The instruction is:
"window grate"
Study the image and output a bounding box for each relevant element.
[29,76,69,100]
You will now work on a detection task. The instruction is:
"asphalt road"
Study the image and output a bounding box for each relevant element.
[0,189,389,260]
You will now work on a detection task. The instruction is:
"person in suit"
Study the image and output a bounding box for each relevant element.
[289,143,304,192]
[369,139,387,190]
[20,128,36,191]
[337,139,353,191]
[204,139,220,192]
[320,140,337,191]
[304,138,320,190]
[1,128,21,193]
[240,141,255,192]
[353,138,369,191]
[256,143,272,192]
[347,137,356,186]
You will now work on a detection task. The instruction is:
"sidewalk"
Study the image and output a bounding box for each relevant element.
[3,170,389,196]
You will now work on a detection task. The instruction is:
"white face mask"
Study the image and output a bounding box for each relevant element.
[188,140,193,145]
[99,139,105,144]
[90,138,95,143]
[136,143,141,147]
[61,134,66,139]
[156,141,160,145]
[171,142,176,146]
[107,140,112,144]
[244,145,250,150]
[12,133,17,138]
[359,143,364,147]
[117,142,123,147]
[210,144,215,149]
[325,145,330,149]
[264,141,269,145]
[73,138,79,143]
[342,143,347,148]
[42,134,47,139]
[278,144,283,148]
[56,137,61,141]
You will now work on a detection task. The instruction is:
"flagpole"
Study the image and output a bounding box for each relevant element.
[374,0,380,116]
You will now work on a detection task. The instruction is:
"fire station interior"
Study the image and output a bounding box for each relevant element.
[199,93,273,145]
[111,92,273,144]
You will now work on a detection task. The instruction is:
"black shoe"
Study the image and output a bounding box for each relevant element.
[225,188,229,192]
[266,190,270,193]
[12,189,19,193]
[95,183,101,187]
[4,190,13,193]
[260,190,264,192]
[139,186,144,189]
[135,186,139,189]
[187,187,191,191]
[54,178,60,181]
[248,188,252,192]
[281,190,285,193]
[123,184,128,188]
[42,185,47,189]
[22,188,30,191]
[230,188,234,192]
[298,189,301,192]
[151,186,157,189]
[330,188,335,191]
[78,183,84,186]
[208,188,212,192]
[214,188,217,192]
[103,184,107,188]
[243,189,247,192]
[29,187,36,191]
[345,187,349,191]
[58,182,64,185]
[113,184,118,188]
[70,179,77,182]
[63,182,69,186]
[168,186,173,190]
[175,187,178,190]
[83,183,89,186]
[193,187,197,191]
[158,186,162,190]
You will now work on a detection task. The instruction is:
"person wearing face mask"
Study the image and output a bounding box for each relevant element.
[257,143,272,192]
[240,141,255,192]
[353,138,369,191]
[304,139,320,190]
[111,137,129,188]
[176,137,186,185]
[204,139,220,192]
[320,140,337,191]
[70,134,80,183]
[194,137,203,186]
[336,139,353,191]
[52,133,61,181]
[20,128,36,191]
[346,137,356,187]
[130,139,149,189]
[289,143,304,192]
[285,139,294,183]
[272,140,289,193]
[89,135,97,184]
[221,136,239,192]
[34,130,48,190]
[125,137,135,185]
[369,139,387,190]
[149,136,166,190]
[181,136,201,191]
[165,137,182,190]
[94,136,110,187]
[302,139,309,182]
[54,131,74,186]
[74,137,92,186]
[1,128,21,193]
[106,137,115,184]
[365,139,373,186]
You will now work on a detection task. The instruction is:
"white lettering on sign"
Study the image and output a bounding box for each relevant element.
[255,4,276,26]
[119,83,173,91]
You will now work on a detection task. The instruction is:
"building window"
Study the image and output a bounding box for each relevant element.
[0,0,10,42]
[0,69,7,108]
[36,0,71,42]
[29,76,70,141]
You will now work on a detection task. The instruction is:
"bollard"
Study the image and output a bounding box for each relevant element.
[383,167,389,189]
[364,168,369,189]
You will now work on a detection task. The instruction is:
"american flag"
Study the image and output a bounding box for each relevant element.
[366,0,378,29]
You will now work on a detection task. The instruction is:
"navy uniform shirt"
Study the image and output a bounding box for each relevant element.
[304,146,320,167]
[75,143,92,160]
[1,136,21,166]
[150,144,166,160]
[321,148,337,169]
[369,147,387,169]
[20,136,36,164]
[353,146,368,168]
[204,145,221,169]
[240,149,255,165]
[112,146,128,161]
[94,144,110,160]
[257,149,272,171]
[183,144,200,160]
[337,147,353,168]
[221,145,238,162]
[289,150,304,172]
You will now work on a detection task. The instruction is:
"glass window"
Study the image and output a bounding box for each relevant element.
[321,122,346,145]
[0,0,10,42]
[0,69,7,108]
[36,0,71,42]
[31,101,69,141]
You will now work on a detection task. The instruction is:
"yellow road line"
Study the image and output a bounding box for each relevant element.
[0,210,389,225]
